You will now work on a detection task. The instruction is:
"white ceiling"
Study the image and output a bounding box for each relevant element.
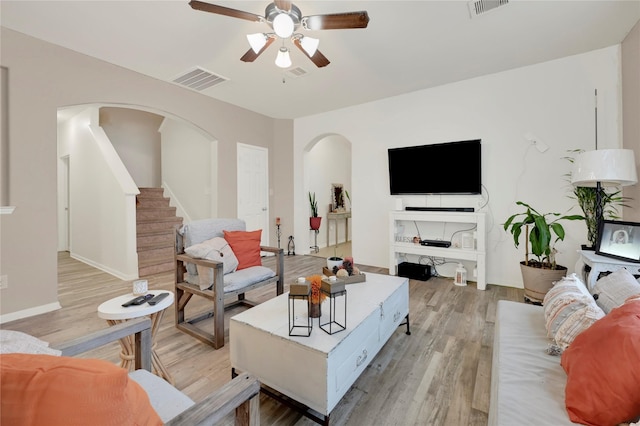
[1,1,639,119]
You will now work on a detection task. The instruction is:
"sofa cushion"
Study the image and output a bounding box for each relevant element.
[488,301,573,426]
[223,266,276,293]
[543,274,604,351]
[0,354,162,426]
[590,268,640,313]
[224,229,262,271]
[561,297,640,426]
[185,236,239,276]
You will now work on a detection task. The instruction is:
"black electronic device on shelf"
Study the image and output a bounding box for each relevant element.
[405,207,474,212]
[420,239,452,248]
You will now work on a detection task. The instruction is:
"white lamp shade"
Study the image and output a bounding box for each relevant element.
[571,149,638,187]
[299,36,319,56]
[246,33,267,54]
[275,47,292,68]
[273,13,294,38]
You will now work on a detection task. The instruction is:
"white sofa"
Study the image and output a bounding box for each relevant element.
[489,269,640,426]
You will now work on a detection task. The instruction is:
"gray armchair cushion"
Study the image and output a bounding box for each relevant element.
[188,265,276,293]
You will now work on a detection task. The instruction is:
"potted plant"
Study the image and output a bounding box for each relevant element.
[327,246,343,270]
[503,201,583,303]
[563,150,629,249]
[309,192,322,231]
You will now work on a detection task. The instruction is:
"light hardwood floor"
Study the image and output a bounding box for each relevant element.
[4,252,523,425]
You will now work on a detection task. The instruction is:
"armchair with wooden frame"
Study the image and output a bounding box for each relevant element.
[175,218,284,349]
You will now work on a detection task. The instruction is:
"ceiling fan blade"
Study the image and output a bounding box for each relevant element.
[302,11,370,30]
[240,36,276,62]
[293,38,330,68]
[274,1,292,12]
[189,0,263,23]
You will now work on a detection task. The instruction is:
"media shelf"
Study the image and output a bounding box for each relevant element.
[389,210,486,290]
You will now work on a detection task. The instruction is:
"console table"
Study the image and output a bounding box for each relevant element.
[575,250,640,290]
[326,211,351,247]
[230,273,409,424]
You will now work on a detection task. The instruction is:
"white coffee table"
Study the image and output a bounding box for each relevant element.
[230,273,409,424]
[97,290,174,384]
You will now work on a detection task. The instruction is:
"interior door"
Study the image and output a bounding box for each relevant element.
[237,143,269,246]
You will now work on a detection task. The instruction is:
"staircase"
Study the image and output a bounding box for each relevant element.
[136,188,183,277]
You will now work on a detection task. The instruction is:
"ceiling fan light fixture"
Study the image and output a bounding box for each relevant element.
[299,36,319,56]
[273,13,295,38]
[246,33,267,53]
[275,47,292,68]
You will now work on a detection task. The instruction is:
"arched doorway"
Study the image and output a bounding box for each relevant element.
[57,103,218,279]
[303,134,352,258]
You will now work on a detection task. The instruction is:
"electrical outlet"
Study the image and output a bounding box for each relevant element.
[0,275,7,289]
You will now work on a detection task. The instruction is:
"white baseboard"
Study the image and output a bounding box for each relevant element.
[71,253,138,281]
[0,301,62,324]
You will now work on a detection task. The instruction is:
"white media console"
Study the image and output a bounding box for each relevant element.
[389,210,486,290]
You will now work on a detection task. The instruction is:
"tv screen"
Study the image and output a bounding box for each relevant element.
[388,139,481,195]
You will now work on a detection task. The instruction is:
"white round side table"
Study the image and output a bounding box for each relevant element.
[97,290,174,384]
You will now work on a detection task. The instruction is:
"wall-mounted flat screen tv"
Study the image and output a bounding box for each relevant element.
[388,139,482,195]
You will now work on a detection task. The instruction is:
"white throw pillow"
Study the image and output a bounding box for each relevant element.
[543,273,604,351]
[591,268,640,314]
[184,237,239,276]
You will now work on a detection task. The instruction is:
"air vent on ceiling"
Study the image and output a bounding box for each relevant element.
[287,67,309,78]
[172,67,228,91]
[468,0,509,18]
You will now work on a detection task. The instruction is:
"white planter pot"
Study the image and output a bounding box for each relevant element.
[326,257,344,271]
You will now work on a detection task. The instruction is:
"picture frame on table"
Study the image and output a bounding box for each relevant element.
[595,219,640,263]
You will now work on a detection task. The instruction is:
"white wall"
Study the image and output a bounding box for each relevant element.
[622,20,640,221]
[294,46,623,288]
[160,117,217,222]
[99,107,164,188]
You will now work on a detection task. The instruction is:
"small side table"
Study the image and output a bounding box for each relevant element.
[575,250,640,290]
[97,290,174,385]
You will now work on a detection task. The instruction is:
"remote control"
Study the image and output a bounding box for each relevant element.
[122,294,154,307]
[147,293,169,306]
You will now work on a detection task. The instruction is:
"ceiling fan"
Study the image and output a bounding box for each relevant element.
[189,0,370,68]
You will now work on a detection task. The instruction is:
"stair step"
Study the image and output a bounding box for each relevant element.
[138,187,165,195]
[137,198,171,208]
[136,206,177,220]
[136,216,182,231]
[138,260,175,277]
[137,229,175,249]
[138,246,175,263]
[136,219,182,233]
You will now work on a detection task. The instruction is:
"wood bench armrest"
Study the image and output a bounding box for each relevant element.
[165,372,260,426]
[175,253,223,270]
[51,318,152,371]
[259,245,282,255]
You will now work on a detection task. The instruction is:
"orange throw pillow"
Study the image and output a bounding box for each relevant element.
[560,299,640,426]
[224,229,262,270]
[0,354,162,426]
